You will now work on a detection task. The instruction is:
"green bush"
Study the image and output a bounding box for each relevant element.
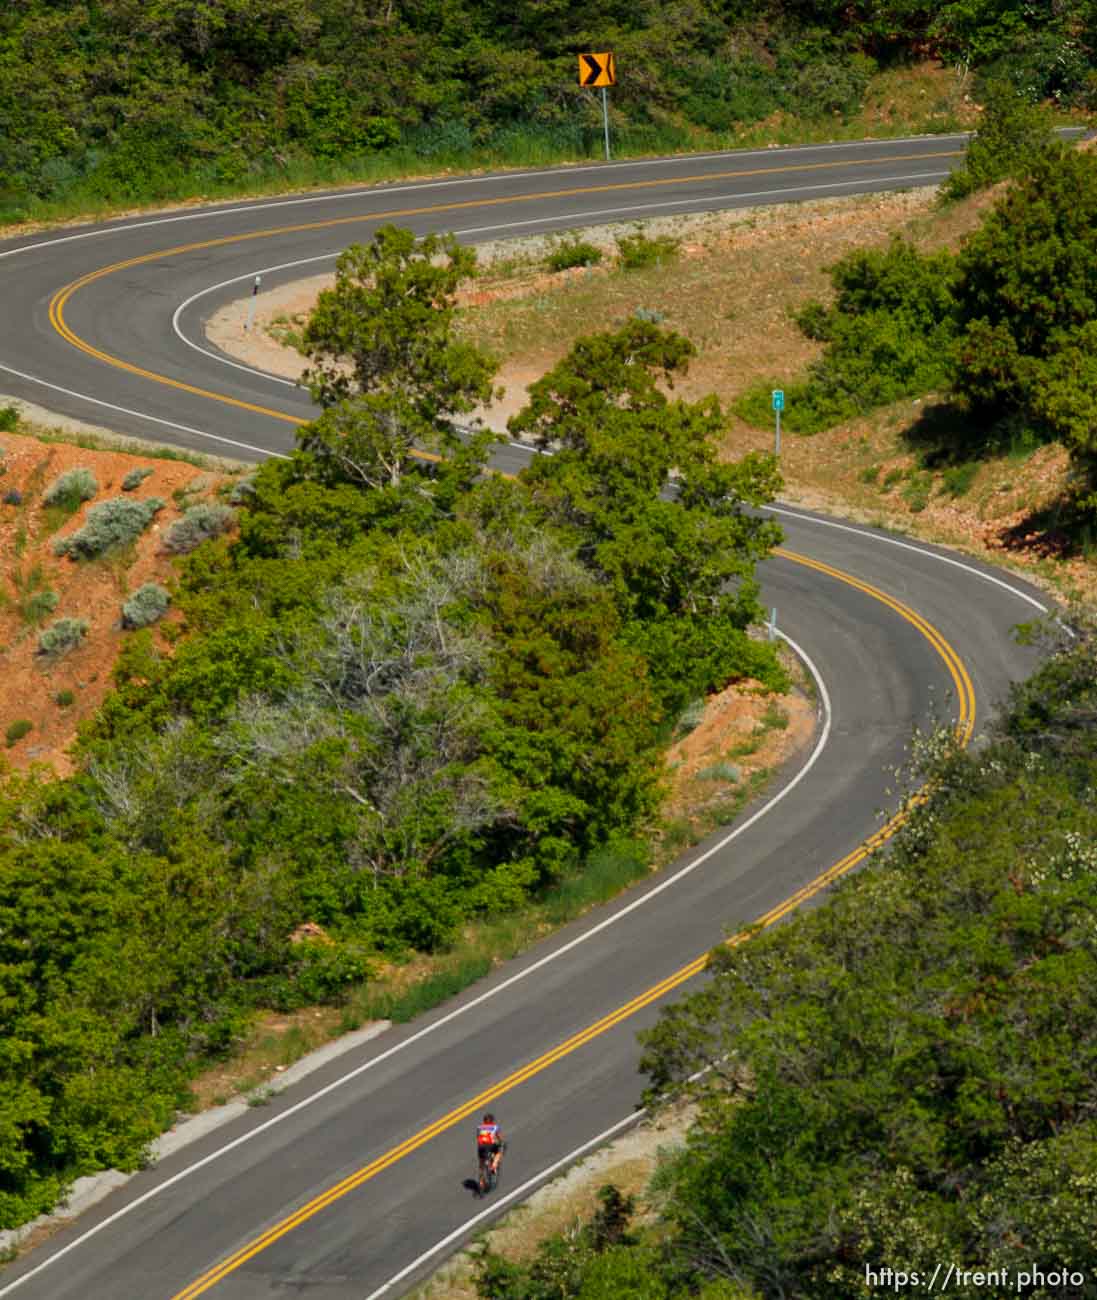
[37,617,89,657]
[5,719,32,747]
[677,46,872,131]
[546,238,602,272]
[3,489,23,506]
[53,496,164,558]
[901,472,931,512]
[740,240,959,435]
[615,231,679,271]
[42,467,98,509]
[0,405,18,433]
[162,502,235,554]
[940,461,978,497]
[280,939,372,1008]
[121,583,170,629]
[54,689,75,708]
[121,467,154,491]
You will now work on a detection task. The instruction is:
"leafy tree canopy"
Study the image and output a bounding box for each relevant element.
[513,320,785,710]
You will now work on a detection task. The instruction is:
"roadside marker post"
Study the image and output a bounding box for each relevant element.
[772,388,784,456]
[244,275,262,332]
[578,53,616,161]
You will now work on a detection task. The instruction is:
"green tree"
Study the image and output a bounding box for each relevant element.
[299,225,498,462]
[952,147,1097,503]
[292,225,501,517]
[511,320,784,710]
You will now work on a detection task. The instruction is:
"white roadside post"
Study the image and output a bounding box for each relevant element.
[244,274,262,332]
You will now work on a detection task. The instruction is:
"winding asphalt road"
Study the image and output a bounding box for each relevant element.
[0,137,1059,1298]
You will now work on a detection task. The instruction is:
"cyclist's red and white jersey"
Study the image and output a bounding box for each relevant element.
[477,1123,500,1147]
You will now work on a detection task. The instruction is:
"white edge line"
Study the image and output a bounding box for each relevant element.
[0,362,290,462]
[0,628,831,1299]
[360,1110,645,1300]
[0,137,970,263]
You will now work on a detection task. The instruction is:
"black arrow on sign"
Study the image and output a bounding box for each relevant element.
[580,53,602,86]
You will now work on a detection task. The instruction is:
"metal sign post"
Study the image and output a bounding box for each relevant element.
[602,86,610,161]
[772,389,784,456]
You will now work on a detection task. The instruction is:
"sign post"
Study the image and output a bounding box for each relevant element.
[602,86,610,162]
[578,53,616,161]
[771,388,784,456]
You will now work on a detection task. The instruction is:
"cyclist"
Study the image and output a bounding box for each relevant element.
[476,1113,505,1185]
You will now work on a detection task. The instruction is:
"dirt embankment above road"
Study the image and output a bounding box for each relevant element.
[0,420,243,774]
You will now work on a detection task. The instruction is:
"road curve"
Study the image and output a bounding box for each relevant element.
[0,138,1056,1298]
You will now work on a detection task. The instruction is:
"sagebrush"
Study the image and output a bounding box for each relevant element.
[121,583,170,628]
[42,467,98,509]
[53,496,164,558]
[162,502,235,553]
[37,616,89,657]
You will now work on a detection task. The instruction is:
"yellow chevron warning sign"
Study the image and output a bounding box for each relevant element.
[578,52,615,87]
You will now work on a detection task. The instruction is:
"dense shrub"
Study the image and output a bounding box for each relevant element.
[121,467,154,491]
[37,617,89,657]
[737,239,959,434]
[53,496,164,558]
[162,502,235,554]
[616,232,680,271]
[42,467,98,510]
[121,583,170,629]
[546,238,603,272]
[5,720,32,747]
[0,0,1091,224]
[3,489,22,506]
[0,405,19,432]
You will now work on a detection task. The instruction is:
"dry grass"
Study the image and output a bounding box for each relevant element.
[187,1006,349,1110]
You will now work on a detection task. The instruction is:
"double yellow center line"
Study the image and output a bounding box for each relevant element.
[48,147,960,429]
[170,550,973,1299]
[41,153,970,1297]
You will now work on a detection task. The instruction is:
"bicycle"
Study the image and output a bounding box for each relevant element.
[477,1142,505,1196]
